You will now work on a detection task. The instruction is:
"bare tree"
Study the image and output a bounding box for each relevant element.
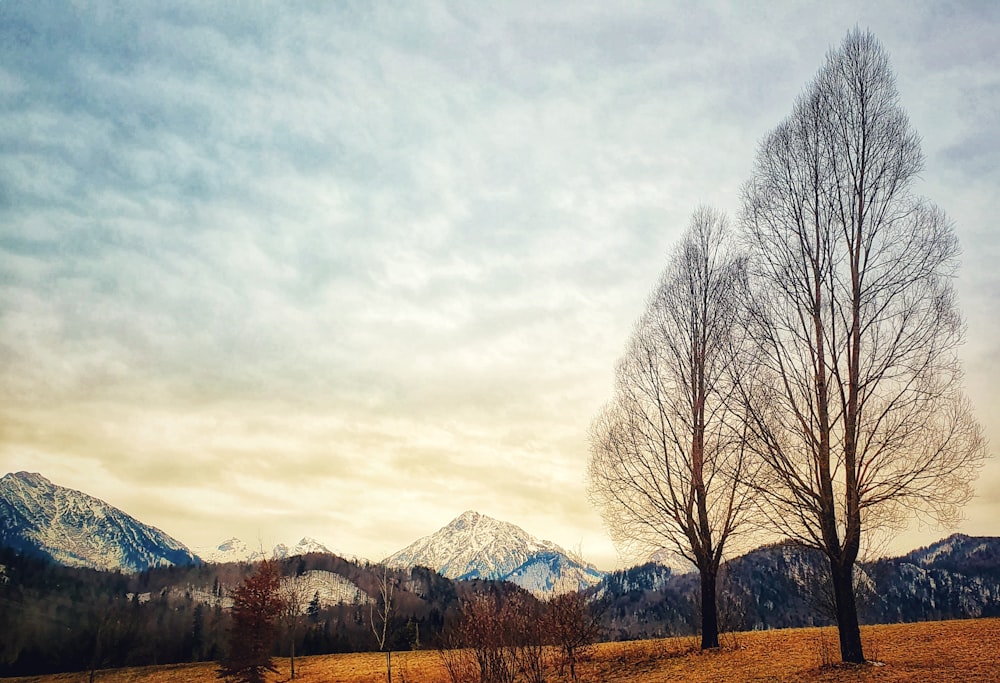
[370,563,396,682]
[739,29,987,663]
[278,574,309,679]
[370,564,395,651]
[589,207,756,650]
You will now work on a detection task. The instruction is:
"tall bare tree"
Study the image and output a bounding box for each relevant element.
[589,207,756,649]
[739,29,987,663]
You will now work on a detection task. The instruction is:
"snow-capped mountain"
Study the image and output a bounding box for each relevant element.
[196,536,334,564]
[0,471,197,573]
[385,510,605,596]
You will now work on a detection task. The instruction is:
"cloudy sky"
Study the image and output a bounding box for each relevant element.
[1,1,997,570]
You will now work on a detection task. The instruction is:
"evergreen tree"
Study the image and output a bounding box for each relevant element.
[307,591,321,623]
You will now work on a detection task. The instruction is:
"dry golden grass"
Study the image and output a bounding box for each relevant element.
[6,618,999,683]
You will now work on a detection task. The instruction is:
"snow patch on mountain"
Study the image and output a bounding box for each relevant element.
[161,569,369,611]
[903,533,995,568]
[284,570,371,610]
[0,471,197,573]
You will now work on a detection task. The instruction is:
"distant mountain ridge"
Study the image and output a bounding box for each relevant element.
[0,471,197,573]
[195,536,336,564]
[385,510,605,596]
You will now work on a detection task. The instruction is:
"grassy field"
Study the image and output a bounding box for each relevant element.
[6,618,999,682]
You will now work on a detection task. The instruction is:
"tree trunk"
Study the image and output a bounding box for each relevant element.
[290,637,296,679]
[830,560,864,663]
[700,568,720,649]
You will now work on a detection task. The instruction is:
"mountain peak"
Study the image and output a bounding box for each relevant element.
[453,510,482,527]
[7,471,52,487]
[384,511,605,595]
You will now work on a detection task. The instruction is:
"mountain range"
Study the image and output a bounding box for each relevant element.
[2,470,998,618]
[2,469,1000,680]
[0,472,607,596]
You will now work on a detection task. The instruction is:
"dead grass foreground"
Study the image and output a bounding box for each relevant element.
[6,618,999,683]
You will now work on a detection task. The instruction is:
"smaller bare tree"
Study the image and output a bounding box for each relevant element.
[440,591,530,683]
[370,563,396,682]
[506,591,546,683]
[278,575,309,680]
[589,207,758,650]
[465,593,518,683]
[438,588,552,683]
[436,623,477,683]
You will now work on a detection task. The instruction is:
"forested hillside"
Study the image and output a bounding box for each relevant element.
[593,535,1000,640]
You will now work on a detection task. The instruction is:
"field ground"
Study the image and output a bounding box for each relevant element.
[6,618,999,683]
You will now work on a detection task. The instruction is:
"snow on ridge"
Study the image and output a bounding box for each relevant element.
[906,533,975,566]
[195,536,338,564]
